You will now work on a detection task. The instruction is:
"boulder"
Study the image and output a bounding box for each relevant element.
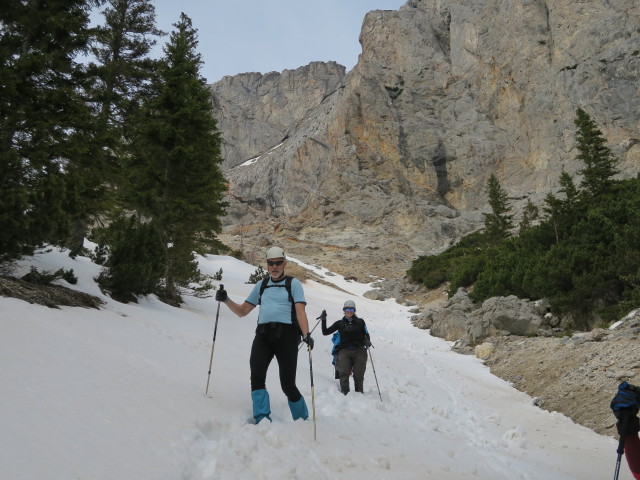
[475,342,495,360]
[429,290,550,345]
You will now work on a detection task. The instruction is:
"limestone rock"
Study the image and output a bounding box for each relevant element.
[211,62,346,170]
[429,290,552,345]
[363,289,387,301]
[475,342,495,360]
[585,328,609,342]
[213,0,640,281]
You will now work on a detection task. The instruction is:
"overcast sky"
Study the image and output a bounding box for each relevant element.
[147,0,406,83]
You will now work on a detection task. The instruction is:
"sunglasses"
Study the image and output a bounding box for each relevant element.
[344,308,355,312]
[267,260,285,267]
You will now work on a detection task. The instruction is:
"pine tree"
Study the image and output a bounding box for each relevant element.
[0,0,95,260]
[91,0,163,154]
[483,174,514,240]
[127,13,227,302]
[518,200,539,234]
[543,170,580,243]
[97,215,167,302]
[574,108,619,198]
[59,0,165,253]
[558,170,579,208]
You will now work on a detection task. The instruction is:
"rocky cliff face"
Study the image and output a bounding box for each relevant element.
[211,0,640,281]
[211,61,346,170]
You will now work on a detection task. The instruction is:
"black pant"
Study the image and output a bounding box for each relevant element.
[337,347,367,394]
[250,322,302,402]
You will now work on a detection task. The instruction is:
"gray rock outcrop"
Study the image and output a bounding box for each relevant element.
[419,288,560,347]
[211,62,346,170]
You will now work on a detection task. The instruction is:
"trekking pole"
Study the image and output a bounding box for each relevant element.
[308,343,317,441]
[205,284,223,395]
[368,346,382,402]
[298,310,326,351]
[614,440,624,480]
[309,310,326,335]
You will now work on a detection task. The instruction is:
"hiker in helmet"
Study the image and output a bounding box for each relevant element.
[610,381,640,479]
[216,246,314,424]
[322,300,371,395]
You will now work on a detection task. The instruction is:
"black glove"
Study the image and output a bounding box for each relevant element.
[215,286,227,303]
[302,334,314,350]
[617,411,640,436]
[611,382,640,436]
[320,309,327,319]
[364,339,372,348]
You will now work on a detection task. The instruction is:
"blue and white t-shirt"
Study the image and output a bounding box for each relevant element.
[246,277,306,325]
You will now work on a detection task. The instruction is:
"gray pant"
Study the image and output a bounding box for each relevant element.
[337,348,367,394]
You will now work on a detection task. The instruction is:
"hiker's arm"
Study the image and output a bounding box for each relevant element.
[362,319,372,346]
[322,319,339,335]
[224,298,255,318]
[295,302,310,336]
[625,434,640,479]
[216,284,257,318]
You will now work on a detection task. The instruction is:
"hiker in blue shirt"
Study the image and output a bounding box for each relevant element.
[216,246,314,423]
[322,300,371,395]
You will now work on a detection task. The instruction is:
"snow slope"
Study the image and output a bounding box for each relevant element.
[0,248,630,479]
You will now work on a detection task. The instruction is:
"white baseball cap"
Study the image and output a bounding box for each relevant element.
[265,246,286,260]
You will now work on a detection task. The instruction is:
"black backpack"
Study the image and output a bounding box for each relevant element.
[258,276,302,337]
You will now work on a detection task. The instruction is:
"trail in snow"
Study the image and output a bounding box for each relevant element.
[0,249,629,480]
